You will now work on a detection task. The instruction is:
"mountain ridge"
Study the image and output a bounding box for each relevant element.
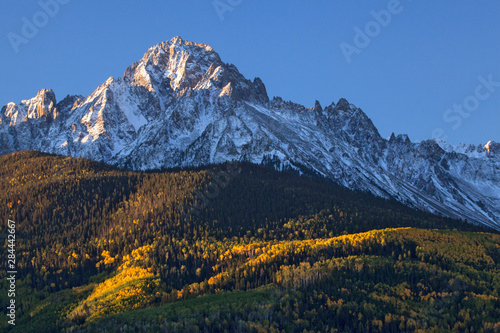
[1,36,499,230]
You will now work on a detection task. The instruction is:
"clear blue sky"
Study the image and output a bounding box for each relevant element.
[1,1,499,145]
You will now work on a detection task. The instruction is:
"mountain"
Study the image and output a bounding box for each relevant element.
[1,151,498,332]
[1,36,499,230]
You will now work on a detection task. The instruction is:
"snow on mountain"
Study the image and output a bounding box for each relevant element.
[1,36,499,230]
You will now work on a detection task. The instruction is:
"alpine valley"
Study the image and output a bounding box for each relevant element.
[1,36,499,231]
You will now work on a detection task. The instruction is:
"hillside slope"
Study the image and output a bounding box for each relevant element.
[0,151,498,332]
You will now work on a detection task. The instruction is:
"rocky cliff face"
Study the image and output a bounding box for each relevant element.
[1,37,499,230]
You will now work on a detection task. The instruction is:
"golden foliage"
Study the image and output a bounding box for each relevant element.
[68,244,159,322]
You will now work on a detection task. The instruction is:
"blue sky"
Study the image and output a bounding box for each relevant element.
[1,1,499,145]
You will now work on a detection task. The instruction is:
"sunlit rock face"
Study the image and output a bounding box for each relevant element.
[484,141,499,156]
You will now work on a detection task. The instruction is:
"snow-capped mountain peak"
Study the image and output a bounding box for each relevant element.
[1,37,499,231]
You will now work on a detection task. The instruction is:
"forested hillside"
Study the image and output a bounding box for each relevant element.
[0,151,498,332]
